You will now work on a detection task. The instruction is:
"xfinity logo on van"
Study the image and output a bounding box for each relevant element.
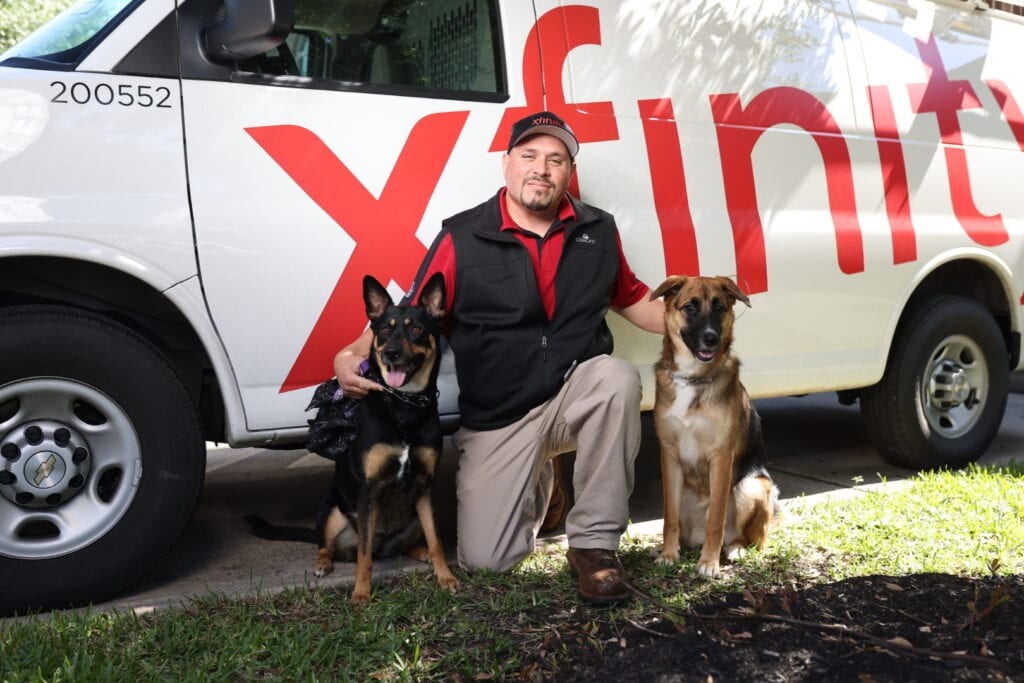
[248,4,1024,394]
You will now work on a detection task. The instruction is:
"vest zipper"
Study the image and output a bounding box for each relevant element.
[541,334,548,361]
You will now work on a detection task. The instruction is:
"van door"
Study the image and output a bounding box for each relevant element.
[179,0,524,435]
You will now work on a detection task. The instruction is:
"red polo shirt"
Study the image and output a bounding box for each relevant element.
[416,189,648,319]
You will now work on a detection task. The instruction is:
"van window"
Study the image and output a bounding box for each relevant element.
[0,0,139,69]
[238,0,505,100]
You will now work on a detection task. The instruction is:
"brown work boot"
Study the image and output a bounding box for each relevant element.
[540,455,568,533]
[566,547,631,606]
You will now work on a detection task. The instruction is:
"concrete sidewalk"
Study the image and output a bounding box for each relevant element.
[18,391,1024,618]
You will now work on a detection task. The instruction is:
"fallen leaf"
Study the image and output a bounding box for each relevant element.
[885,583,904,592]
[888,637,913,649]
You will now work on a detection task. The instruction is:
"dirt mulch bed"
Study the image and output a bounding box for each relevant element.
[523,573,1022,682]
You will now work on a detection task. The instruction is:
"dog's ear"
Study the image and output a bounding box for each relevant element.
[650,275,689,302]
[418,272,447,321]
[716,276,751,308]
[363,275,393,321]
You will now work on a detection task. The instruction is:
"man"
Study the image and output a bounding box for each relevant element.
[334,111,665,605]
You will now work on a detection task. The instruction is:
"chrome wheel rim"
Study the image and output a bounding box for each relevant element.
[919,335,988,440]
[0,378,141,559]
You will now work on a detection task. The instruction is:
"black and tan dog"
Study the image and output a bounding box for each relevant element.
[650,275,778,578]
[250,273,458,605]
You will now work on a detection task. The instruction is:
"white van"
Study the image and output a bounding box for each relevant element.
[1,0,1023,612]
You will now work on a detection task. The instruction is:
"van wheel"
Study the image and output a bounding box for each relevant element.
[0,306,205,615]
[861,296,1008,470]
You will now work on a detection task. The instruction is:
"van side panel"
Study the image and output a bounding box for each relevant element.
[171,0,1024,432]
[552,0,1024,399]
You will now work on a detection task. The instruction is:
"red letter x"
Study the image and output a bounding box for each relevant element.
[246,112,470,392]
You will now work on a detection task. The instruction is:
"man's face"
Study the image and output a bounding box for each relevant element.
[502,134,575,215]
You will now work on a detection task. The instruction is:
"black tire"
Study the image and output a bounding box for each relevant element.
[0,306,205,615]
[861,296,1008,469]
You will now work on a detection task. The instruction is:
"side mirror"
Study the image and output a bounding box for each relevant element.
[204,0,294,63]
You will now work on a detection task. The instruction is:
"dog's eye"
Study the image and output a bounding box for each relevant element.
[377,327,393,340]
[409,325,423,336]
[681,302,697,314]
[713,301,727,313]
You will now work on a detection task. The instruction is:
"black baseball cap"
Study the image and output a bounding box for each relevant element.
[506,111,580,159]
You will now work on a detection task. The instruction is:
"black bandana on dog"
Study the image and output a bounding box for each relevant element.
[305,365,437,462]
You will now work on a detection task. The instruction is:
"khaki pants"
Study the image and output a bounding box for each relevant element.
[452,355,641,571]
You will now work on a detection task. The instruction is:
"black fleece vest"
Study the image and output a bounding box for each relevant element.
[443,192,620,430]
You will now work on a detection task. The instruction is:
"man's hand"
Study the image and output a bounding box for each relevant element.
[333,330,383,398]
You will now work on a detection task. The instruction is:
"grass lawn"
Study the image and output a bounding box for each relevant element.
[1,462,1022,681]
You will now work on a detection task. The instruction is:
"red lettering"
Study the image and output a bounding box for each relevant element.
[490,5,619,197]
[710,87,863,294]
[987,80,1024,152]
[907,37,1007,247]
[247,113,470,392]
[867,85,917,264]
[638,98,700,278]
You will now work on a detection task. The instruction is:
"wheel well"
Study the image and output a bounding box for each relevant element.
[0,257,226,441]
[901,259,1019,369]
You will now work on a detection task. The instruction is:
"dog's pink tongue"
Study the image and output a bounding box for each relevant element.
[385,370,407,387]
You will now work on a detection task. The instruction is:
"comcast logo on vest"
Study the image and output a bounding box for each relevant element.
[575,233,597,245]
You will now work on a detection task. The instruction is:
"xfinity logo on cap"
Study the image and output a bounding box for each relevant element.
[533,116,563,128]
[575,232,596,245]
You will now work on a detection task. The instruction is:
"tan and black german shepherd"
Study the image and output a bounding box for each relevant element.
[649,275,779,578]
[248,273,458,605]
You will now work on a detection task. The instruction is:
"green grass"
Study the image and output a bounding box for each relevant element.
[776,462,1024,579]
[2,462,1022,681]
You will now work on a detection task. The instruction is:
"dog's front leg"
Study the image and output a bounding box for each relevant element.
[414,495,459,593]
[656,445,684,565]
[314,507,352,577]
[698,452,733,578]
[352,497,379,606]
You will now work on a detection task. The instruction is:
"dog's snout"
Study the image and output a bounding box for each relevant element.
[701,331,719,347]
[383,344,403,362]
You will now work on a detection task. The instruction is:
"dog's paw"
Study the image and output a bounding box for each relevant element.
[350,590,371,607]
[437,573,460,593]
[696,559,721,578]
[313,560,334,579]
[725,544,748,561]
[405,546,430,563]
[654,550,679,566]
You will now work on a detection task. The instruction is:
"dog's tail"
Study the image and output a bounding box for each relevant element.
[244,514,316,544]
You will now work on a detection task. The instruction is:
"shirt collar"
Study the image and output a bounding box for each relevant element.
[498,188,577,233]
